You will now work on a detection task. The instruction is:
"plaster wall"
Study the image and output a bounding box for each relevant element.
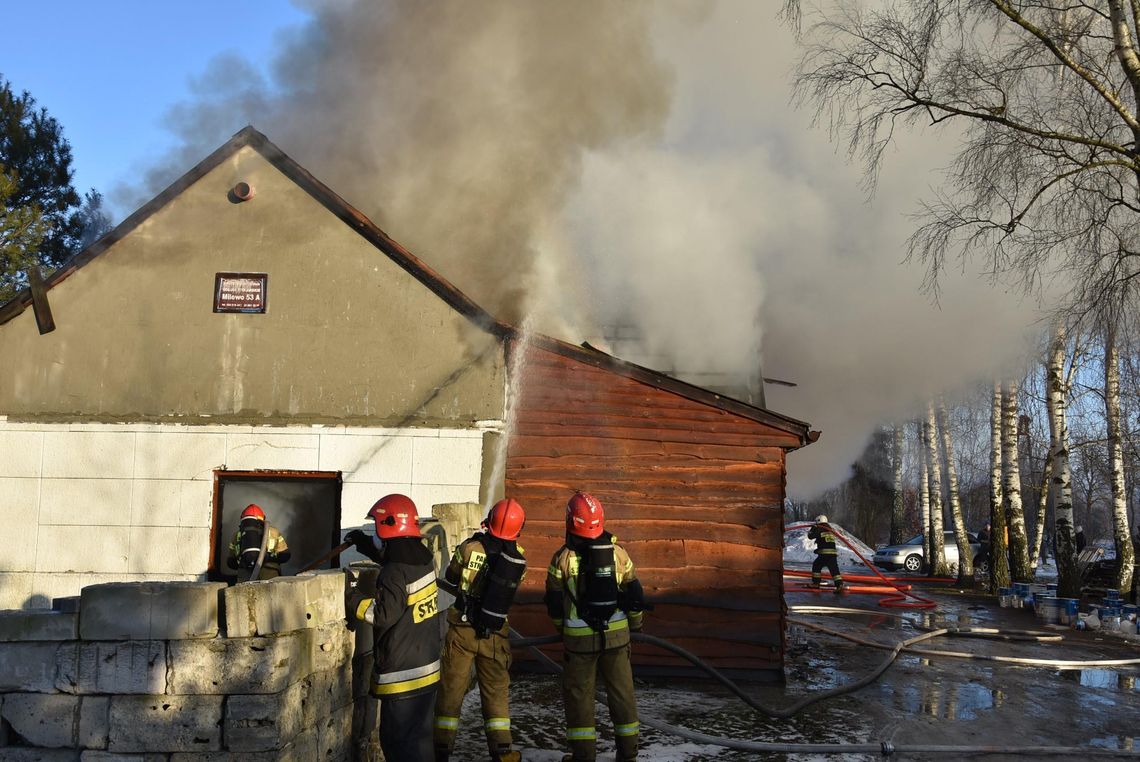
[0,145,506,426]
[0,420,486,609]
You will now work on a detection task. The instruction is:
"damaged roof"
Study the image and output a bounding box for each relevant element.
[0,126,816,446]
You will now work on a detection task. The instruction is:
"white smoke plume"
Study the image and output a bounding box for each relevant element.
[143,1,1045,496]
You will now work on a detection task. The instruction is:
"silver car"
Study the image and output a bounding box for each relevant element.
[873,531,983,573]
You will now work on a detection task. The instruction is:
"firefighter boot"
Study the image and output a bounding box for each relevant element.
[834,580,846,595]
[435,744,450,762]
[492,743,522,762]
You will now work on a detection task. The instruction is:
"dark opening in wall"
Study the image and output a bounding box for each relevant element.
[209,470,343,582]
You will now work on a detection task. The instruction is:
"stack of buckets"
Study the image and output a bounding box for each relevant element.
[999,583,1137,633]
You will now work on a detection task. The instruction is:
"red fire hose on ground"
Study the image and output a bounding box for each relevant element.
[785,527,942,609]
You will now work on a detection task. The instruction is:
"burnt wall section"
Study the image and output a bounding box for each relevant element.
[506,342,796,677]
[0,572,371,760]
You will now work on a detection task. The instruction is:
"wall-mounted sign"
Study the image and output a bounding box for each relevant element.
[214,272,268,314]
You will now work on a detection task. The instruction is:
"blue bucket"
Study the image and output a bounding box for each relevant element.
[1105,588,1121,600]
[1057,598,1079,625]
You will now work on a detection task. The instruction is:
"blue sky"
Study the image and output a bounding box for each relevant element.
[3,1,308,212]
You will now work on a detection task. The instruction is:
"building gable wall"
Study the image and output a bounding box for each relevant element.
[0,146,505,427]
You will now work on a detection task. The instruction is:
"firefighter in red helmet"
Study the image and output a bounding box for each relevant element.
[434,498,528,762]
[345,494,441,762]
[546,492,644,762]
[225,503,291,580]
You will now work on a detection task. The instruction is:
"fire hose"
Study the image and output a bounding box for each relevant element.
[785,526,941,609]
[506,614,1140,757]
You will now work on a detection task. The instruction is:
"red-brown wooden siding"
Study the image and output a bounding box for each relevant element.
[506,341,801,678]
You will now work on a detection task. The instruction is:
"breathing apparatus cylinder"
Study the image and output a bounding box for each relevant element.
[579,538,619,631]
[471,543,527,637]
[238,517,266,569]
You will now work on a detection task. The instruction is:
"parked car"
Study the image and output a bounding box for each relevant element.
[873,531,983,573]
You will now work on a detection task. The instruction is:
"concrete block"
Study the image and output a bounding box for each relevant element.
[222,579,306,638]
[79,753,167,762]
[314,704,352,761]
[79,582,224,640]
[0,430,43,477]
[167,630,312,695]
[0,750,81,761]
[0,610,78,641]
[36,526,129,574]
[224,680,305,752]
[298,571,349,627]
[0,478,41,573]
[78,696,109,749]
[77,642,166,695]
[0,642,72,692]
[53,597,81,613]
[133,433,225,481]
[317,434,412,484]
[42,432,136,480]
[310,622,353,674]
[126,528,209,576]
[411,436,482,486]
[168,730,316,762]
[40,479,133,527]
[0,693,79,747]
[305,665,353,727]
[107,695,222,753]
[223,434,318,471]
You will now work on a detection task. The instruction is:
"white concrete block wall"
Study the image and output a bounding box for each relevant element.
[0,420,491,609]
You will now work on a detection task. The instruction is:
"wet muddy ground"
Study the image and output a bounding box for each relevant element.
[449,589,1139,761]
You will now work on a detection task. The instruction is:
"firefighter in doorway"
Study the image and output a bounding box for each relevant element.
[809,514,845,593]
[347,494,442,762]
[225,504,291,580]
[433,498,528,762]
[546,491,645,762]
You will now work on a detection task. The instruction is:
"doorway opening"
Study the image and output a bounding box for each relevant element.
[209,469,343,582]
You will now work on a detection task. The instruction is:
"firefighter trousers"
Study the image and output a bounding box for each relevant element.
[434,623,514,758]
[811,554,842,585]
[380,687,437,762]
[562,644,639,761]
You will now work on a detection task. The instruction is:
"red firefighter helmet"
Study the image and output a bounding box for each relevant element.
[241,504,266,521]
[367,494,421,539]
[485,498,526,541]
[566,491,605,539]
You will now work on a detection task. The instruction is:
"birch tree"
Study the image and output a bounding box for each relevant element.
[1002,381,1033,582]
[925,403,950,576]
[939,400,973,582]
[990,381,1012,590]
[1105,315,1135,593]
[788,1,1140,313]
[920,428,932,569]
[1047,324,1080,597]
[891,423,906,545]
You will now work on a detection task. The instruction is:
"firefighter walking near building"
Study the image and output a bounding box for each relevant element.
[225,503,291,580]
[345,494,442,762]
[546,491,645,762]
[809,514,845,593]
[433,498,528,762]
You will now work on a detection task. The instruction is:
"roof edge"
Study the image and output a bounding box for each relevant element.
[512,329,816,447]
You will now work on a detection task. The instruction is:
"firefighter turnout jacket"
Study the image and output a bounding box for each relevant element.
[444,532,527,634]
[545,532,644,653]
[808,523,838,556]
[226,522,289,579]
[351,536,442,698]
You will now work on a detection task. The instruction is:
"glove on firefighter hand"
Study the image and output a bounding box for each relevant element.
[344,530,371,555]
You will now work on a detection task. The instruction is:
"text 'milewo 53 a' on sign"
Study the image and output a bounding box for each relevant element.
[214,273,268,314]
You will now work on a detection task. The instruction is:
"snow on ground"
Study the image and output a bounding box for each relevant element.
[784,521,876,569]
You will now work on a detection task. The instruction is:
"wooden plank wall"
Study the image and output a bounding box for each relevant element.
[506,342,799,677]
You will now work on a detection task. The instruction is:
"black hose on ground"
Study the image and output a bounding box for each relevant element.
[509,620,1140,756]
